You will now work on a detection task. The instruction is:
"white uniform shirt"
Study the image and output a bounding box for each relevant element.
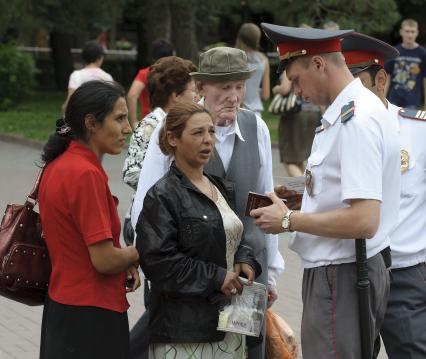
[289,78,401,268]
[131,111,285,285]
[388,103,426,268]
[68,68,113,89]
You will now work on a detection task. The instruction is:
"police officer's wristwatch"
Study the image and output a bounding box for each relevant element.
[281,210,294,232]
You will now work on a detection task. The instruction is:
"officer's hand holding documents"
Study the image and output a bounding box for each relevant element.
[274,176,304,210]
[250,192,288,234]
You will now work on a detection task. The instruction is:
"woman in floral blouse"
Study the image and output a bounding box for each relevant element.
[123,55,197,359]
[123,57,198,191]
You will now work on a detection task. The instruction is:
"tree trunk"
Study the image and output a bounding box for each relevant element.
[50,32,74,90]
[136,20,148,69]
[141,0,172,62]
[110,22,117,49]
[170,0,198,63]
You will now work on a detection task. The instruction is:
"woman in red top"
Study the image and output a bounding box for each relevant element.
[38,80,140,359]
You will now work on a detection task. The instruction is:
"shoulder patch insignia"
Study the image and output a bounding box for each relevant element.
[315,125,324,133]
[341,101,355,123]
[398,108,426,122]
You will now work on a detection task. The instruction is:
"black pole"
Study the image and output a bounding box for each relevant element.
[356,238,373,359]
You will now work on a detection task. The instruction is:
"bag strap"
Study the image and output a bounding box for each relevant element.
[28,167,45,201]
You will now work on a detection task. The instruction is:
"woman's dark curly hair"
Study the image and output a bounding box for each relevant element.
[147,56,197,109]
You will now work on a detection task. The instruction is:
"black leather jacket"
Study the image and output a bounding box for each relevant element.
[136,163,261,344]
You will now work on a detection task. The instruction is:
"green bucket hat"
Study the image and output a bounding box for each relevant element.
[190,47,255,81]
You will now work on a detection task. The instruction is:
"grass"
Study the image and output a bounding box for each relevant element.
[261,103,279,143]
[0,91,65,142]
[0,91,279,143]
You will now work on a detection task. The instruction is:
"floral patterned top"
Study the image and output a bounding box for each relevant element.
[122,107,166,190]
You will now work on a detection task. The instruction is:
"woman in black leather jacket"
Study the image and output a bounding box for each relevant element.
[136,102,261,358]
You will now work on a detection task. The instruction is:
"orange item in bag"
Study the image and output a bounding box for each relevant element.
[265,309,298,359]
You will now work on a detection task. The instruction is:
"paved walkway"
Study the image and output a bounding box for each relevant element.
[0,140,387,358]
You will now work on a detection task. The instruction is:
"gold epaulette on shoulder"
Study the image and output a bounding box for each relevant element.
[399,108,426,122]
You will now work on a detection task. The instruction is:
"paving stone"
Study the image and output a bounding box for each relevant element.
[0,140,388,358]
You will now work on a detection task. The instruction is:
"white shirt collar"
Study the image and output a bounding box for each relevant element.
[198,97,245,142]
[386,101,401,133]
[214,115,245,142]
[153,107,166,119]
[322,78,363,127]
[234,115,245,141]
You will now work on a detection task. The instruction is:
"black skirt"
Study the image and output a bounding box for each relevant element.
[40,296,130,359]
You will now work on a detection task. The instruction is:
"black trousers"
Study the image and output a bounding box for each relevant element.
[40,296,130,359]
[381,263,426,359]
[130,280,150,359]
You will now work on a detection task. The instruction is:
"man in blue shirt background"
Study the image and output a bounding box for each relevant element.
[385,18,426,109]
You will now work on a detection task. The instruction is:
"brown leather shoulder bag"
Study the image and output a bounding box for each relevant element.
[0,168,51,306]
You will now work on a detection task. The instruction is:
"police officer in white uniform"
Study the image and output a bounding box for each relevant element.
[342,32,426,359]
[251,24,401,358]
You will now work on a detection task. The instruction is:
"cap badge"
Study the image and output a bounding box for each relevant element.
[400,149,410,173]
[278,49,307,61]
[341,101,355,123]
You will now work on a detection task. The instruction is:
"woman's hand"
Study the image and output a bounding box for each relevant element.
[234,263,255,285]
[220,271,243,297]
[125,265,141,293]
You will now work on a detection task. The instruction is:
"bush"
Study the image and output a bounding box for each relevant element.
[0,43,37,110]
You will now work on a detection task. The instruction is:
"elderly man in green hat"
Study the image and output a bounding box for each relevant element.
[131,47,284,359]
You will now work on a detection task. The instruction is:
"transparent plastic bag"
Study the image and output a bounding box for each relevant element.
[217,277,267,337]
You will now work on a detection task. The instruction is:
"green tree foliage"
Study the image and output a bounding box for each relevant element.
[0,43,37,110]
[31,0,125,37]
[250,0,400,34]
[0,0,36,42]
[0,1,22,40]
[195,0,249,47]
[125,0,241,66]
[1,0,408,90]
[31,0,127,89]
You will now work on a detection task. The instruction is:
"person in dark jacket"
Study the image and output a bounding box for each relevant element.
[136,101,261,358]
